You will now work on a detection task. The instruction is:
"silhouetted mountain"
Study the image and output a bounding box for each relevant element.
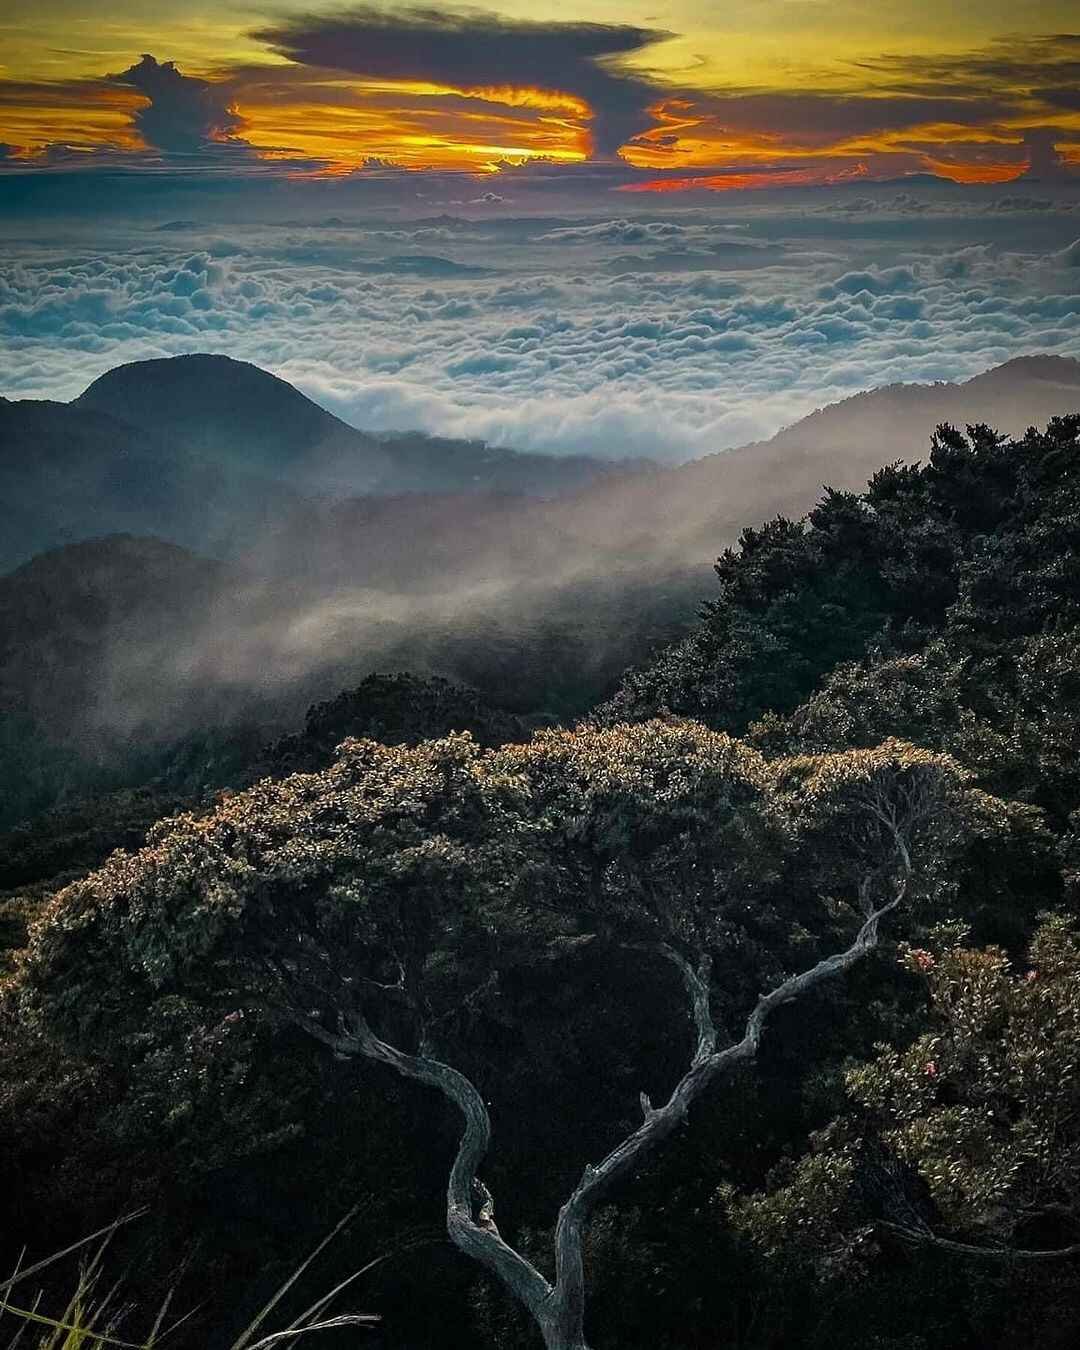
[0,355,645,570]
[762,355,1080,463]
[0,535,227,739]
[0,535,239,829]
[10,352,1074,579]
[514,353,1080,574]
[75,353,639,498]
[75,355,347,474]
[254,353,1080,593]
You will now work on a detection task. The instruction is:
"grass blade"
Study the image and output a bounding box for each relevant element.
[0,1214,148,1298]
[247,1316,379,1348]
[278,1229,439,1349]
[0,1299,150,1348]
[229,1205,361,1350]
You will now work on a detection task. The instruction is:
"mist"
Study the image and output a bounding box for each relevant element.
[4,183,1080,804]
[6,346,1079,777]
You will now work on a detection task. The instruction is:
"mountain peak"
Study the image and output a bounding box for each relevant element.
[4,532,216,582]
[79,352,303,396]
[75,354,342,463]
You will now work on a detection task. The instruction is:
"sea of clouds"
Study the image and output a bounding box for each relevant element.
[3,189,1080,461]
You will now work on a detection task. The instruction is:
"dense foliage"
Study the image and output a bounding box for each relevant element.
[0,675,526,962]
[599,417,1080,739]
[730,915,1080,1346]
[2,416,1080,1347]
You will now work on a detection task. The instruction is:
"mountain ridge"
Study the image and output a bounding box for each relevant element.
[6,349,1077,579]
[73,352,645,498]
[0,355,651,570]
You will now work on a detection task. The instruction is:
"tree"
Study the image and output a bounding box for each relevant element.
[595,417,1080,739]
[20,723,986,1350]
[733,915,1080,1276]
[262,673,527,777]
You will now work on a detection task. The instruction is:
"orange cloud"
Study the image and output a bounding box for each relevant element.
[0,81,145,157]
[234,79,591,171]
[921,157,1026,183]
[2,26,1078,189]
[620,163,871,193]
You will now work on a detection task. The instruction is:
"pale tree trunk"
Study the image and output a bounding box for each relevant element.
[293,865,905,1350]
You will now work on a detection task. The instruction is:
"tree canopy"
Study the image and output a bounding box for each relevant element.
[16,722,997,1349]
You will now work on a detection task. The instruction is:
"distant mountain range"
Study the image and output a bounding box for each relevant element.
[529,352,1080,573]
[1,354,646,570]
[1,350,1078,801]
[5,350,1079,577]
[239,352,1080,593]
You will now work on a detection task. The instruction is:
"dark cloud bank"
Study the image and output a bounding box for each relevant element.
[252,6,668,157]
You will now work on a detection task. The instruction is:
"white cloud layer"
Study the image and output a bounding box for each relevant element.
[3,192,1080,461]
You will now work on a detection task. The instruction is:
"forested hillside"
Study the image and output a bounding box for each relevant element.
[2,415,1080,1349]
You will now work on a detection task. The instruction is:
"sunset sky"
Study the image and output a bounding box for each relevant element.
[2,1,1080,191]
[5,3,1080,456]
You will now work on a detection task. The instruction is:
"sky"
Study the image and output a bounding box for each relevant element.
[2,4,1080,464]
[2,2,1080,189]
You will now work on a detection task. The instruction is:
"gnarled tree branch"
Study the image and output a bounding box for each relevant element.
[547,878,907,1348]
[294,828,914,1350]
[882,1222,1080,1262]
[289,1011,552,1318]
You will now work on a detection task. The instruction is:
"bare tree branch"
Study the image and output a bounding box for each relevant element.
[290,1011,552,1319]
[548,877,908,1349]
[882,1223,1080,1262]
[293,804,918,1350]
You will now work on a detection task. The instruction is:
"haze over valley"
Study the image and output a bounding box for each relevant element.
[5,349,1079,780]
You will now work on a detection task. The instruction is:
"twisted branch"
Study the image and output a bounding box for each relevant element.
[293,816,915,1349]
[291,1011,552,1317]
